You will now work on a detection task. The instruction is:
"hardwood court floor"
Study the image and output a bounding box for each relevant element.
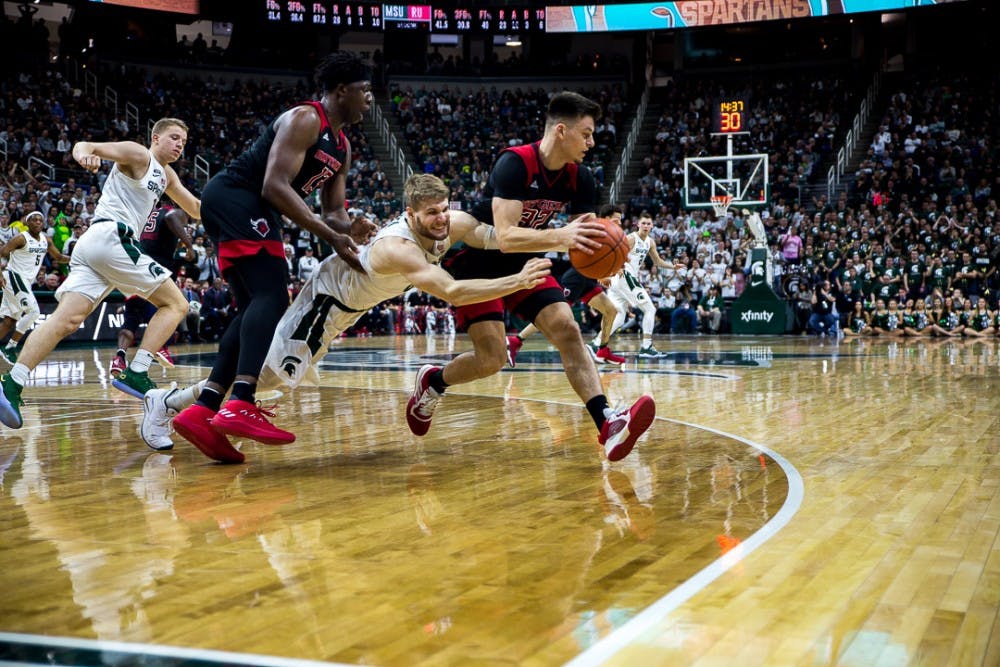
[0,334,997,666]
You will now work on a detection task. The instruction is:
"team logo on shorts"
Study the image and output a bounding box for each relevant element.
[281,355,302,378]
[250,218,270,237]
[148,264,166,278]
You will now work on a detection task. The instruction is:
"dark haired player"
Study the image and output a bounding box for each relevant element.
[505,202,626,367]
[172,51,378,455]
[407,92,655,462]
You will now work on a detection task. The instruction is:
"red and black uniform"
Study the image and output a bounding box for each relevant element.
[200,101,349,272]
[123,205,182,332]
[139,205,181,270]
[447,142,596,326]
[198,101,350,392]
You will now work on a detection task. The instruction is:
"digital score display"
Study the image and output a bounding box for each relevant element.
[265,2,544,32]
[713,99,748,134]
[383,4,431,30]
[265,1,383,28]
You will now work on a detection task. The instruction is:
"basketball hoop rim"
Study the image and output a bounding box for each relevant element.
[710,194,733,217]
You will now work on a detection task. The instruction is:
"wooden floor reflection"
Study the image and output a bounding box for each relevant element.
[0,334,997,666]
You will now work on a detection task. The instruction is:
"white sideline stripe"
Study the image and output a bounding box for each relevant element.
[0,632,356,667]
[564,416,805,667]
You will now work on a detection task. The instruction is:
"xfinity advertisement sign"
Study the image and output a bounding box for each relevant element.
[732,281,786,334]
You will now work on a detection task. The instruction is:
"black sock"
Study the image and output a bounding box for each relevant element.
[116,349,127,359]
[231,380,256,404]
[598,343,608,350]
[586,395,610,430]
[429,369,448,394]
[197,387,224,412]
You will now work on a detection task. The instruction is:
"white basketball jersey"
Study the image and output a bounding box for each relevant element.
[263,214,451,390]
[624,233,652,277]
[315,214,450,309]
[93,150,167,236]
[0,224,18,247]
[6,231,48,284]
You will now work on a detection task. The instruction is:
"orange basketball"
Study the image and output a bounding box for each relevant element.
[569,217,628,279]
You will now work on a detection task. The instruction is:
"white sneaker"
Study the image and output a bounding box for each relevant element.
[141,387,178,451]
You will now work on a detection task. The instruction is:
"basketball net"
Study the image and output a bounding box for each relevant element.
[710,194,733,219]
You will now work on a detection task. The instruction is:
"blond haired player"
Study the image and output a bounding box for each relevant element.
[0,118,200,430]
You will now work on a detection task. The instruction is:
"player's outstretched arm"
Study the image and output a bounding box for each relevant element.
[448,211,497,250]
[45,236,71,265]
[72,140,149,175]
[371,236,551,306]
[648,241,671,269]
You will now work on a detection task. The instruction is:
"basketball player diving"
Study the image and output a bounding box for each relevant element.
[142,174,552,462]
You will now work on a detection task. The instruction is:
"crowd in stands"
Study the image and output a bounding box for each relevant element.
[389,83,627,209]
[612,70,998,337]
[3,46,997,343]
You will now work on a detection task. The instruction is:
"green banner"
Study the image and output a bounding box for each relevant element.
[731,280,787,334]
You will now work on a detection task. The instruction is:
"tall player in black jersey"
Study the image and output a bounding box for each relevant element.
[407,92,655,462]
[173,52,378,459]
[109,202,196,384]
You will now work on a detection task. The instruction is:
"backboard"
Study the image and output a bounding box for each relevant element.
[683,153,769,211]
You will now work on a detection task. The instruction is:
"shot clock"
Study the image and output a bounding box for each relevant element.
[713,99,748,134]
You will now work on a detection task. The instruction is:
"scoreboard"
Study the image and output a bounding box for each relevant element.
[264,1,545,32]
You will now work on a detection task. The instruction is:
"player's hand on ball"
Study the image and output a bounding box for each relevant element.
[561,218,606,254]
[517,257,552,289]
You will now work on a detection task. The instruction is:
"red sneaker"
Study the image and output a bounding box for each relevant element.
[173,404,245,464]
[595,346,626,366]
[109,355,127,378]
[210,399,295,445]
[599,395,656,462]
[505,335,522,368]
[154,347,176,368]
[406,365,442,436]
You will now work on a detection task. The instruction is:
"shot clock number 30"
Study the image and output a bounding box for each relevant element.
[714,99,748,134]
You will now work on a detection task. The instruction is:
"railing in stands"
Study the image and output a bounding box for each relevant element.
[193,154,211,189]
[827,69,882,199]
[125,102,139,136]
[104,86,118,118]
[370,101,413,183]
[29,157,55,181]
[84,70,97,99]
[608,87,649,207]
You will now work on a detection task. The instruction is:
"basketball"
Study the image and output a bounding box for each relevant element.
[569,217,628,279]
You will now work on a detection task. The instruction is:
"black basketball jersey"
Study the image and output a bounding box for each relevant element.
[454,142,597,278]
[470,143,596,227]
[221,100,349,199]
[140,206,180,268]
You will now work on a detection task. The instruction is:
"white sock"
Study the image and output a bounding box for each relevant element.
[10,362,30,387]
[642,339,652,348]
[166,379,206,412]
[129,349,155,373]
